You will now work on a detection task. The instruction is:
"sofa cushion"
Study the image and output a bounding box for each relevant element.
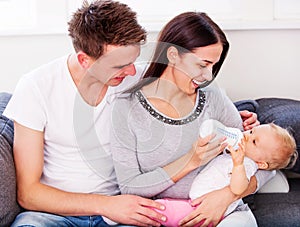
[257,170,289,193]
[0,92,22,226]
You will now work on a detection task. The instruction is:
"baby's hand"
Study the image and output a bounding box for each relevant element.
[228,138,245,167]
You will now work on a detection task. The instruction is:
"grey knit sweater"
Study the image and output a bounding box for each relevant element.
[110,86,246,199]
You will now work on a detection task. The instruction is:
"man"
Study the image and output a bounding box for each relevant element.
[4,1,165,226]
[3,0,258,226]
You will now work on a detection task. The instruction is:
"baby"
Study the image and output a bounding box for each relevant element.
[155,119,297,227]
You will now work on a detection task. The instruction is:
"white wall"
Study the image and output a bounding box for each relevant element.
[0,34,73,93]
[217,29,300,101]
[1,29,300,102]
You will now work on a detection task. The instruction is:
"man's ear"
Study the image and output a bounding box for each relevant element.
[166,46,179,64]
[77,51,92,68]
[257,161,269,170]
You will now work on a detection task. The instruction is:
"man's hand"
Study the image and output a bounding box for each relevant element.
[239,110,260,131]
[104,194,166,226]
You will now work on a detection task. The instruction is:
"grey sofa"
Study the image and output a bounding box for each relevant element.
[0,93,22,227]
[235,98,300,227]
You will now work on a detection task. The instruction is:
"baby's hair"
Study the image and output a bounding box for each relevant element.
[267,123,297,170]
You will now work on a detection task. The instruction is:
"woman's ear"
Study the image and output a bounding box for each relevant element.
[257,161,269,170]
[77,51,93,68]
[167,46,179,64]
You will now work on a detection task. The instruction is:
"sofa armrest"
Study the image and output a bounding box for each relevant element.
[257,170,289,193]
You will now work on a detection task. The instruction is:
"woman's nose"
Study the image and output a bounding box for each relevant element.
[202,67,213,81]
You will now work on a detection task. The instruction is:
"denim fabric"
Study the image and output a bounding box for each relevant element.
[11,211,112,227]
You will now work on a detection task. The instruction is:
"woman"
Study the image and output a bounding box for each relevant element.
[110,12,271,226]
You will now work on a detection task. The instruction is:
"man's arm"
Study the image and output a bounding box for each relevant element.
[13,122,165,226]
[239,110,260,131]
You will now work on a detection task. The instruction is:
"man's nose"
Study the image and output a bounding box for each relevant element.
[124,64,136,76]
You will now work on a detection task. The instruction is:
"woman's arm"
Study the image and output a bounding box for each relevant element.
[164,135,227,183]
[111,98,226,197]
[207,87,244,130]
[112,122,226,197]
[179,165,273,226]
[179,177,257,227]
[239,110,260,131]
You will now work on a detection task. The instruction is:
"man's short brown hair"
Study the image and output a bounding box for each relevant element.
[68,0,146,59]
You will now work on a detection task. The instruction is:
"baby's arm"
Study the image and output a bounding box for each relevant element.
[228,140,249,195]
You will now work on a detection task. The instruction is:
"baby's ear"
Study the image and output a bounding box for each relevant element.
[257,161,269,170]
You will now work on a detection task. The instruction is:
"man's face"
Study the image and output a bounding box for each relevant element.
[87,44,141,86]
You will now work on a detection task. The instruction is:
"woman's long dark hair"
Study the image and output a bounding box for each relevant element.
[128,12,229,93]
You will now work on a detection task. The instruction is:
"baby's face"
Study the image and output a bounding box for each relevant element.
[242,124,280,166]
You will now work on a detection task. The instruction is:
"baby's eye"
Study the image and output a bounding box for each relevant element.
[252,139,256,145]
[250,130,253,134]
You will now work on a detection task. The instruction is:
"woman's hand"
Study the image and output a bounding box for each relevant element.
[164,134,227,183]
[179,187,237,227]
[189,134,227,168]
[104,194,166,226]
[239,110,260,131]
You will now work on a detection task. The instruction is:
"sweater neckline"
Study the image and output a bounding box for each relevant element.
[135,90,206,125]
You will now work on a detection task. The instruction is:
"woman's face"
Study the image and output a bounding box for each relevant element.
[172,43,223,95]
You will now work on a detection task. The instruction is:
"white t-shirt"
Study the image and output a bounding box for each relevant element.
[4,55,141,195]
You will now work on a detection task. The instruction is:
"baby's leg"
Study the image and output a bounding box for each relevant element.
[154,198,196,227]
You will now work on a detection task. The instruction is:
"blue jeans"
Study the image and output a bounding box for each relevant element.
[12,211,120,227]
